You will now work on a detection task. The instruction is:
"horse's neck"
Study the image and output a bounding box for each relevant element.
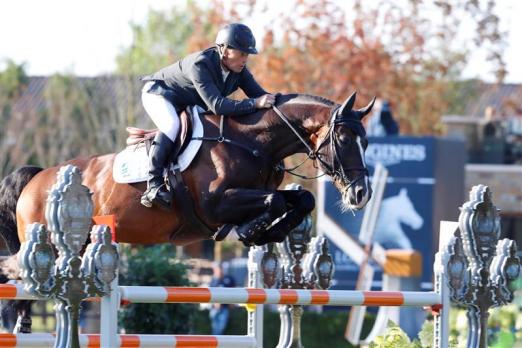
[237,103,328,163]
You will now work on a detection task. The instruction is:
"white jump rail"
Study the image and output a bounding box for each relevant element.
[0,333,256,348]
[118,286,441,307]
[0,284,441,308]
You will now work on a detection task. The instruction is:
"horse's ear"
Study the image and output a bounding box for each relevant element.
[339,92,357,116]
[399,188,407,196]
[358,97,376,118]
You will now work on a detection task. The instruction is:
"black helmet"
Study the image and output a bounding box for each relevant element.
[215,23,258,54]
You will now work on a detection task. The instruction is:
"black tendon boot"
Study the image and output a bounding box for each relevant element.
[255,209,301,245]
[235,212,272,247]
[255,191,315,245]
[141,132,175,210]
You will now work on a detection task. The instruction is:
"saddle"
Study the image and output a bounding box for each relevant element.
[125,107,195,157]
[122,106,214,244]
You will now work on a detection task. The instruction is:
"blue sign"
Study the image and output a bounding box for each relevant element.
[318,136,465,289]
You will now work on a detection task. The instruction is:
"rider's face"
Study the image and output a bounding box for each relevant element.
[222,48,249,73]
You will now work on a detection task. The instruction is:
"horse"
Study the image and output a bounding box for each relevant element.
[0,91,374,332]
[373,188,424,249]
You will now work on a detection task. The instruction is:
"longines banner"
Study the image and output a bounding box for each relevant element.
[317,136,465,289]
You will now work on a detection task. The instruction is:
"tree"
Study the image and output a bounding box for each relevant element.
[115,1,229,76]
[116,0,506,135]
[110,0,506,187]
[0,60,31,177]
[0,70,143,177]
[0,59,28,99]
[250,0,506,134]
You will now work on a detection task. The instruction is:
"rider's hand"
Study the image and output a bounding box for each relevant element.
[255,94,276,109]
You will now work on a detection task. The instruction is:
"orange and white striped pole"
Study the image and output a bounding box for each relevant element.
[119,286,441,308]
[0,333,256,348]
[0,284,442,308]
[0,283,37,300]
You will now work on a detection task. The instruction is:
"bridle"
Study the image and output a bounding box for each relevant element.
[272,104,369,189]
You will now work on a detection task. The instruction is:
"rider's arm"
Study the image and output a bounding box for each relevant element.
[239,67,268,98]
[191,60,256,116]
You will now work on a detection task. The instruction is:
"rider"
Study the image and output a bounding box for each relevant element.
[140,23,276,210]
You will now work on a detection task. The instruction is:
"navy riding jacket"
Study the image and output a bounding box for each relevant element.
[141,47,268,116]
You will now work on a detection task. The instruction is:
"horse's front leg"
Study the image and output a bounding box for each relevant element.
[254,189,315,245]
[206,188,288,246]
[207,188,315,246]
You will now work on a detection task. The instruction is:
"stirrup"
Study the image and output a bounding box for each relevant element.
[141,184,172,211]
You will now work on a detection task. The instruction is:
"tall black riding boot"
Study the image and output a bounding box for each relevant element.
[141,132,175,210]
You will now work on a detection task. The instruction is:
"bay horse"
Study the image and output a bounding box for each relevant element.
[0,92,374,332]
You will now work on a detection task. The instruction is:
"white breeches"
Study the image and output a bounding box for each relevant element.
[141,81,180,142]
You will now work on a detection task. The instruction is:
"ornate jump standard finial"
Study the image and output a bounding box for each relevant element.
[446,185,521,348]
[19,165,119,348]
[258,183,334,348]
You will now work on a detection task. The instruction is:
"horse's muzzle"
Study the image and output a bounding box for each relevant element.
[343,179,372,210]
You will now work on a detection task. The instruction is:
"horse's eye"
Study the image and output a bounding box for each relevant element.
[337,133,351,143]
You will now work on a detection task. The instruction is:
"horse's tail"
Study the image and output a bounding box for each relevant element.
[0,166,43,255]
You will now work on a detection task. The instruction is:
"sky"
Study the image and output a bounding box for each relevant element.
[1,0,521,83]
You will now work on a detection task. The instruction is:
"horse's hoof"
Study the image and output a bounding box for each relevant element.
[255,229,287,245]
[13,316,32,334]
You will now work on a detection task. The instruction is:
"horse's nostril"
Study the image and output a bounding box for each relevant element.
[356,189,363,202]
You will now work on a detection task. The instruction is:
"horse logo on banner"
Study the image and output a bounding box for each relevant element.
[373,188,423,249]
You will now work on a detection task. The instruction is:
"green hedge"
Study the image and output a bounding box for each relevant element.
[118,244,376,346]
[118,245,199,334]
[224,306,376,347]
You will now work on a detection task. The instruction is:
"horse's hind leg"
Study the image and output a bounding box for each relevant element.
[0,165,44,333]
[12,300,32,333]
[0,258,33,333]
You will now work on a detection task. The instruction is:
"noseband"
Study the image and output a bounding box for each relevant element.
[272,104,368,189]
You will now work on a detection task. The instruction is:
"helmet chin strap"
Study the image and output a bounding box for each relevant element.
[217,44,227,59]
[218,44,231,72]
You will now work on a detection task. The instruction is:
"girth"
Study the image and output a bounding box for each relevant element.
[167,169,215,244]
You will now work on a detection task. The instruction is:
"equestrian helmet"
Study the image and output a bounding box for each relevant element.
[215,23,258,54]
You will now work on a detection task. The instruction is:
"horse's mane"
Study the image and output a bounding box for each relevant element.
[231,93,336,127]
[276,93,336,108]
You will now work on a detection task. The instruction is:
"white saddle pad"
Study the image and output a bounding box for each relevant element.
[113,106,204,184]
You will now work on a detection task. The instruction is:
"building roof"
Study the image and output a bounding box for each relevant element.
[461,81,522,117]
[11,75,143,117]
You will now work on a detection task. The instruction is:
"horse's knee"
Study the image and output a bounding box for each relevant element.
[296,190,315,213]
[265,193,286,219]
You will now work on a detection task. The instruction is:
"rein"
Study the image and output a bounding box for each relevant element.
[272,104,338,180]
[192,115,261,157]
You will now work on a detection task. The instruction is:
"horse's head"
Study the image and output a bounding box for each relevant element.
[316,92,375,210]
